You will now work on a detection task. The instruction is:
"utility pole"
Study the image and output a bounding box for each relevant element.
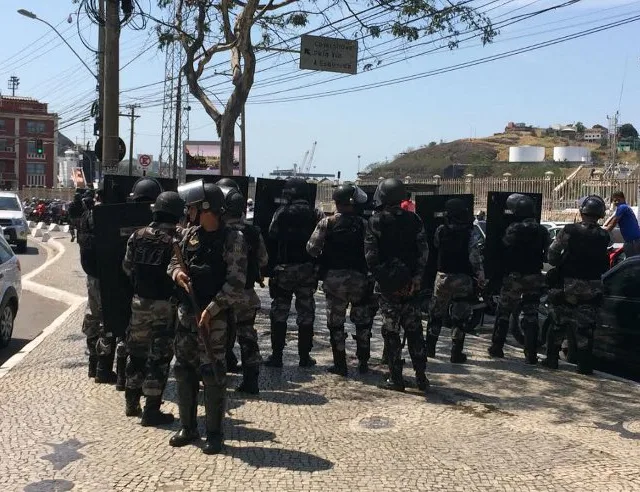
[172,72,182,180]
[241,105,246,176]
[96,0,105,182]
[120,105,140,176]
[102,0,120,173]
[7,76,19,96]
[606,111,619,177]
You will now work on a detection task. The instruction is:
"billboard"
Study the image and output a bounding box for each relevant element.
[71,167,87,188]
[184,140,241,176]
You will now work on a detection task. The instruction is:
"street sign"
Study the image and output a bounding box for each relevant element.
[94,137,126,164]
[138,154,152,167]
[299,35,358,75]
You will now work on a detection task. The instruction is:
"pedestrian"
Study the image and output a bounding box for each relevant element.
[307,184,373,376]
[168,183,248,454]
[544,195,610,374]
[264,177,324,368]
[121,191,184,426]
[603,190,640,257]
[364,178,429,392]
[67,192,84,242]
[488,194,551,364]
[426,198,485,363]
[219,180,268,394]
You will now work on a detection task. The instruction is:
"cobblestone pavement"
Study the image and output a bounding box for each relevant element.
[1,238,640,491]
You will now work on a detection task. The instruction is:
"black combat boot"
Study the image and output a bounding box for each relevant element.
[125,388,142,417]
[236,365,260,395]
[264,322,286,368]
[141,396,175,427]
[415,371,430,392]
[203,387,225,455]
[88,355,98,379]
[95,353,117,384]
[169,375,200,447]
[576,344,593,375]
[488,318,509,358]
[353,332,371,374]
[298,325,316,367]
[327,335,348,377]
[380,335,405,392]
[540,345,560,369]
[524,324,538,365]
[425,334,439,359]
[450,335,468,364]
[115,356,127,392]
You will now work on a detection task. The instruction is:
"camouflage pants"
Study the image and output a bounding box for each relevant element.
[323,269,373,352]
[81,275,102,356]
[548,278,602,351]
[125,296,175,397]
[379,295,426,374]
[228,291,262,368]
[497,272,544,325]
[269,263,318,327]
[429,272,474,341]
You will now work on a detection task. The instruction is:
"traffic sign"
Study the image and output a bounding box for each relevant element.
[95,137,126,163]
[299,35,358,75]
[138,154,152,167]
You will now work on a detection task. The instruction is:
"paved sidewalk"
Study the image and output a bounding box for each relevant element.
[1,239,640,491]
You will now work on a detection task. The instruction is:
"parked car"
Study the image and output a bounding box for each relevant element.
[0,192,28,253]
[0,234,21,348]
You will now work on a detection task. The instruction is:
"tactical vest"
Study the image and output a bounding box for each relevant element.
[131,226,176,300]
[229,221,261,289]
[561,223,610,280]
[275,202,316,264]
[436,225,473,275]
[322,213,367,273]
[77,209,98,277]
[377,208,421,274]
[503,221,547,274]
[182,227,228,310]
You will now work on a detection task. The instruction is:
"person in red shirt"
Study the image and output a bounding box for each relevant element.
[400,192,415,212]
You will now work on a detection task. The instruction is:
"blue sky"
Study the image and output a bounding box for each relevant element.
[1,0,639,180]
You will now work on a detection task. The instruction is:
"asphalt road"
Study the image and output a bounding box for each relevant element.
[0,240,68,366]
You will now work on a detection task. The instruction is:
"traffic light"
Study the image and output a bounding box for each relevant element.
[36,139,43,155]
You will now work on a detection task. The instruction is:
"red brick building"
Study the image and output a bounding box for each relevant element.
[0,96,57,190]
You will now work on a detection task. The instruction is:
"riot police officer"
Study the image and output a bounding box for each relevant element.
[307,183,374,375]
[364,178,429,392]
[168,183,248,454]
[426,198,485,363]
[219,181,268,394]
[121,191,184,425]
[488,194,551,364]
[265,177,324,368]
[545,195,609,374]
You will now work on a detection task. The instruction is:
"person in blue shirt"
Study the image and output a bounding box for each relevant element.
[604,191,640,257]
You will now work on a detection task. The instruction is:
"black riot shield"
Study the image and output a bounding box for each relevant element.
[185,175,250,199]
[101,175,178,204]
[93,202,154,338]
[415,194,474,295]
[253,178,318,276]
[484,191,543,289]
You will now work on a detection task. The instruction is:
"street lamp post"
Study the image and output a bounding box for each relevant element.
[18,9,98,80]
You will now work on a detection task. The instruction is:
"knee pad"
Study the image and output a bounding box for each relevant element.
[200,360,227,388]
[449,300,472,327]
[115,340,127,358]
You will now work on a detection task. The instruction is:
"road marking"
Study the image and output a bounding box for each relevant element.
[22,237,62,282]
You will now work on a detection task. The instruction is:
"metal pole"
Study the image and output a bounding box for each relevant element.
[172,72,182,180]
[241,105,246,176]
[97,0,105,182]
[128,105,136,176]
[102,0,120,174]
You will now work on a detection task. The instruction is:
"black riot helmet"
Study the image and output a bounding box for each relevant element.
[178,179,206,206]
[332,184,368,206]
[373,178,406,209]
[282,177,309,201]
[444,198,472,225]
[201,183,225,214]
[130,177,163,203]
[220,185,245,218]
[217,178,239,190]
[506,193,535,219]
[152,191,185,223]
[579,195,606,219]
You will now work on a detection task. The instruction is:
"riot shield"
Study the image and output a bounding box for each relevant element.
[184,175,249,199]
[484,191,543,289]
[415,194,474,295]
[93,202,154,338]
[101,175,178,204]
[254,178,318,276]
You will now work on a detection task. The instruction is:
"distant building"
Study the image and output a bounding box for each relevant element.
[583,126,608,142]
[0,96,57,189]
[269,168,335,179]
[505,121,533,133]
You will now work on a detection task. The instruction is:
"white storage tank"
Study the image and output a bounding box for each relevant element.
[57,149,79,188]
[553,146,591,163]
[508,146,545,163]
